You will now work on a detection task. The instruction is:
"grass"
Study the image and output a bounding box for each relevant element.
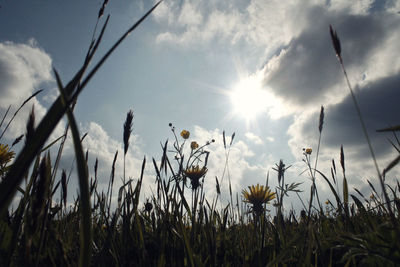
[1,3,400,266]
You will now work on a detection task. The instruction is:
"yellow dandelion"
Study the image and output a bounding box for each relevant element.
[190,141,199,150]
[180,130,190,139]
[0,144,15,176]
[0,144,15,165]
[242,184,276,215]
[184,165,207,190]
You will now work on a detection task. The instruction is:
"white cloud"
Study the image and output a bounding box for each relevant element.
[153,1,382,50]
[245,132,263,145]
[0,39,65,142]
[0,39,52,108]
[326,0,374,14]
[178,1,203,26]
[81,121,148,189]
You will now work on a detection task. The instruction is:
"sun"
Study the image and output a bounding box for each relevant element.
[229,74,270,121]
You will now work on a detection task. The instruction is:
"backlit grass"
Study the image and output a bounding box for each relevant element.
[1,2,400,266]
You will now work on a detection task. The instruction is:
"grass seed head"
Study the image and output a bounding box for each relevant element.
[329,25,342,62]
[319,106,325,133]
[123,109,134,155]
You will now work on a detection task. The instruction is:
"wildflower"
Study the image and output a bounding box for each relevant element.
[242,184,276,215]
[180,130,190,139]
[325,200,329,205]
[184,165,207,190]
[0,144,14,165]
[304,148,312,155]
[190,141,199,150]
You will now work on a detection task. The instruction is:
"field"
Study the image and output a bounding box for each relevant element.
[1,1,400,266]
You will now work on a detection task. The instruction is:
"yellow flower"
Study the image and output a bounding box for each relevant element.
[305,148,312,155]
[242,184,276,215]
[0,144,15,176]
[184,165,207,190]
[180,130,190,139]
[190,141,199,150]
[0,144,14,165]
[325,200,329,205]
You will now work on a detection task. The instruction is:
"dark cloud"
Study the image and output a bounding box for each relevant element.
[298,73,400,160]
[263,7,398,108]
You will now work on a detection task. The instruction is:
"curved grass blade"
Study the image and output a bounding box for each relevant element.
[54,70,91,267]
[383,154,400,178]
[75,1,163,98]
[0,105,11,130]
[314,169,343,211]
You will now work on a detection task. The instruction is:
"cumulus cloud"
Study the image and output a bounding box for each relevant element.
[265,4,400,203]
[245,132,264,145]
[0,39,53,108]
[262,8,400,112]
[0,39,63,141]
[153,1,389,51]
[82,122,148,187]
[288,74,400,163]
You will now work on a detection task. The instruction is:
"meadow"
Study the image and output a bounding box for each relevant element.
[1,1,400,266]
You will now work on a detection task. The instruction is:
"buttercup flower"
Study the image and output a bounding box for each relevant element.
[305,148,312,155]
[0,144,15,165]
[190,141,199,150]
[242,184,276,215]
[180,130,190,139]
[184,165,207,190]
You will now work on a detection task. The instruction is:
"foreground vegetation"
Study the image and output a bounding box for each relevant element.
[1,1,400,266]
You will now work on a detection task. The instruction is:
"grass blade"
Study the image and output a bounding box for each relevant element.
[54,70,91,267]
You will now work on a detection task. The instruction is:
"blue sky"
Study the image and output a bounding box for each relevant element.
[1,0,400,212]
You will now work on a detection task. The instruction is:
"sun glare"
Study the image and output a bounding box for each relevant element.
[229,75,270,121]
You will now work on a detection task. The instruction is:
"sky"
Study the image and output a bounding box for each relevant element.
[1,0,400,214]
